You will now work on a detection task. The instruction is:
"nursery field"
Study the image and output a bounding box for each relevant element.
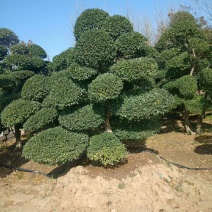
[0,114,212,212]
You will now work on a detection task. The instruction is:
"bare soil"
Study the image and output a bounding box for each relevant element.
[0,115,212,212]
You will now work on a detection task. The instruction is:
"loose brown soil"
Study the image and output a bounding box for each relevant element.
[0,115,212,212]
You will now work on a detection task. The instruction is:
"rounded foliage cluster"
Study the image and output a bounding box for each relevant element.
[115,32,147,59]
[87,132,127,167]
[28,44,47,58]
[88,73,123,102]
[110,57,158,82]
[10,43,29,55]
[111,117,161,140]
[198,68,212,94]
[42,72,84,109]
[67,63,97,81]
[59,104,105,131]
[1,99,40,127]
[113,88,176,121]
[74,29,116,71]
[21,75,50,101]
[102,15,133,40]
[0,28,19,48]
[22,127,89,165]
[23,107,58,132]
[74,8,109,40]
[177,75,197,99]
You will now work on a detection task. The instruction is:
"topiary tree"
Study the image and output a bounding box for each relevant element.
[10,43,29,55]
[1,99,40,148]
[27,43,47,59]
[156,11,212,134]
[74,29,116,72]
[74,8,109,41]
[102,15,133,40]
[21,9,176,167]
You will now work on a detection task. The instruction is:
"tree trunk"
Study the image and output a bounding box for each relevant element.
[196,114,203,135]
[183,111,195,135]
[14,125,22,149]
[104,111,112,133]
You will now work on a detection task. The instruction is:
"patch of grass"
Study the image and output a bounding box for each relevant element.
[118,182,125,189]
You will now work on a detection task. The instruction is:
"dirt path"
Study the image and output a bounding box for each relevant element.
[0,118,212,212]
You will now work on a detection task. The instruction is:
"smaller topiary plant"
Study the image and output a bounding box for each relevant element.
[22,126,89,165]
[23,107,58,132]
[87,132,127,167]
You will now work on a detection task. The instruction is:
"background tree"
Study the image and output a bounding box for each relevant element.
[155,11,212,134]
[20,8,176,167]
[0,28,19,49]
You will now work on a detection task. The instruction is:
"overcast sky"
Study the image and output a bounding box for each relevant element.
[0,0,209,60]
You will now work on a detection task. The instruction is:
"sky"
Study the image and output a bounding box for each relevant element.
[0,0,209,61]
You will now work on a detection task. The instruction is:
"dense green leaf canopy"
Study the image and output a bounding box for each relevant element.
[74,8,109,40]
[23,107,58,132]
[74,29,116,71]
[114,32,147,59]
[198,68,212,94]
[112,88,176,121]
[110,57,158,82]
[87,132,127,167]
[59,104,105,131]
[10,43,29,55]
[1,99,40,127]
[22,127,89,165]
[0,45,7,60]
[67,63,97,81]
[102,15,133,40]
[0,28,19,48]
[88,73,123,102]
[28,44,47,58]
[21,75,50,102]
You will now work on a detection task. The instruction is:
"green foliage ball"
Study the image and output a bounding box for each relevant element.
[59,104,105,131]
[21,75,50,102]
[1,99,40,127]
[74,29,116,71]
[88,73,123,103]
[23,107,58,132]
[0,28,19,48]
[10,43,29,55]
[114,32,147,59]
[198,68,212,93]
[177,75,197,99]
[110,57,158,82]
[22,127,89,165]
[74,8,109,40]
[112,88,176,121]
[87,132,127,167]
[67,63,97,81]
[102,15,133,40]
[28,43,47,58]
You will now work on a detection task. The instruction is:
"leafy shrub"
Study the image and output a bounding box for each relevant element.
[42,73,84,109]
[23,107,58,132]
[198,68,212,93]
[21,75,50,101]
[10,43,29,55]
[88,73,123,102]
[102,15,133,40]
[74,29,116,71]
[59,104,105,131]
[28,44,47,58]
[1,99,40,127]
[22,126,89,165]
[111,117,161,140]
[67,63,97,81]
[114,32,147,59]
[177,75,197,99]
[74,8,109,40]
[112,88,176,121]
[110,57,158,82]
[87,132,127,167]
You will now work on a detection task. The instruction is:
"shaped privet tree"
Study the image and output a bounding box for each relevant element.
[21,8,176,167]
[155,11,212,135]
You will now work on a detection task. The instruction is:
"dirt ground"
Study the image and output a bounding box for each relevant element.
[0,115,212,212]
